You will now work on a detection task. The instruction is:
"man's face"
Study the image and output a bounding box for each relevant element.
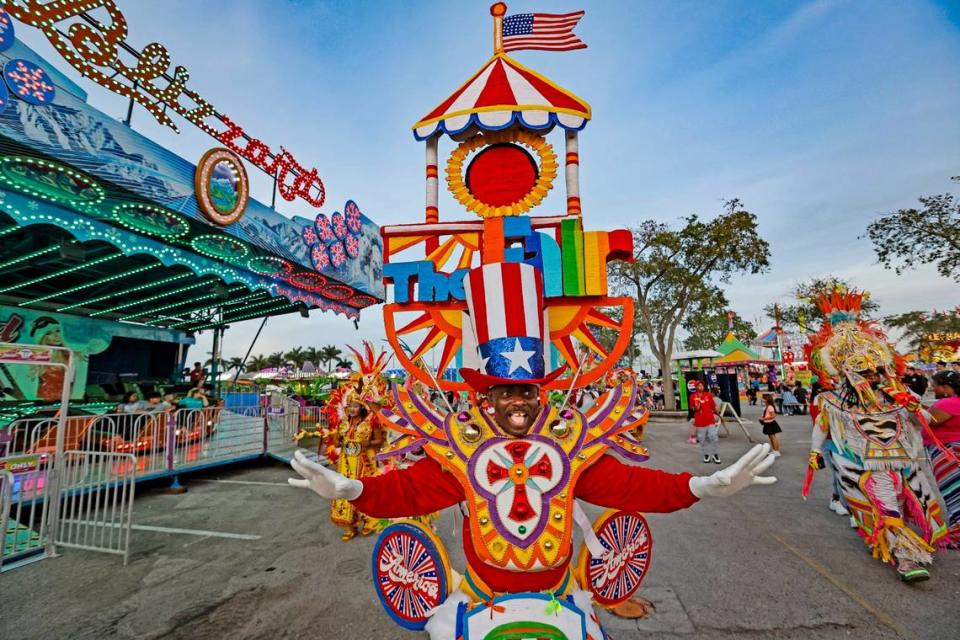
[489,384,540,437]
[148,397,160,406]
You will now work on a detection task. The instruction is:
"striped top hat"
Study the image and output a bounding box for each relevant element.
[459,262,566,392]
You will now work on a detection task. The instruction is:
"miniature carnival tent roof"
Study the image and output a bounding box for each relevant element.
[413,54,591,140]
[711,332,772,366]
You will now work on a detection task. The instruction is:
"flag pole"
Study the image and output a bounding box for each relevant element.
[491,3,506,55]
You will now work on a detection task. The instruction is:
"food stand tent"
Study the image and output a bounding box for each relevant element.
[712,332,774,366]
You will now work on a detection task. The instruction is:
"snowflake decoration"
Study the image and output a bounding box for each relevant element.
[345,234,360,258]
[4,59,56,105]
[0,10,14,53]
[301,200,365,272]
[27,200,38,210]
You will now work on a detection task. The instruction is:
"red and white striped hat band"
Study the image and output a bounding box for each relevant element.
[464,262,544,344]
[460,262,565,388]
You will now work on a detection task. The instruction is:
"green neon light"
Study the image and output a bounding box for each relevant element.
[90,279,214,317]
[0,156,106,209]
[192,301,298,330]
[0,245,58,271]
[120,293,219,321]
[246,255,292,277]
[58,272,192,312]
[0,252,121,294]
[21,263,161,306]
[148,292,265,326]
[0,226,20,237]
[190,235,249,261]
[111,202,190,238]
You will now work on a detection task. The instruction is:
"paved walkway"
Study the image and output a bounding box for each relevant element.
[3,405,958,639]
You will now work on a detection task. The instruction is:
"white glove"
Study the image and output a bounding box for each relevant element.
[288,450,363,500]
[688,443,777,499]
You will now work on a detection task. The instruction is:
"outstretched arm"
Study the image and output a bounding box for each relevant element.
[576,455,698,512]
[289,452,463,518]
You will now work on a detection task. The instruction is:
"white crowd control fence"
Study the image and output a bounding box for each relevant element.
[55,451,136,565]
[0,361,319,568]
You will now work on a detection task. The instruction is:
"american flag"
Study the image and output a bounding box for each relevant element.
[501,10,587,53]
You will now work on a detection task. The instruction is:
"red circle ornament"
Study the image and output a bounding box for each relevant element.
[576,510,653,608]
[346,294,378,309]
[322,284,352,300]
[465,143,539,208]
[195,148,249,226]
[286,272,328,292]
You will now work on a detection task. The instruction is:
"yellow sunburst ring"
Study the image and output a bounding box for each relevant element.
[446,129,558,218]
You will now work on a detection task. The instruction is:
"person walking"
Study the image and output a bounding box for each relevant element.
[758,393,782,457]
[690,381,721,463]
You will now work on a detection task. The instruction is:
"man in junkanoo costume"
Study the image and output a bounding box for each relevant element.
[291,263,777,638]
[321,342,389,540]
[805,290,948,582]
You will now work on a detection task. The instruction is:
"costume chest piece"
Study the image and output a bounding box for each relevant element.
[470,437,569,545]
[430,405,594,571]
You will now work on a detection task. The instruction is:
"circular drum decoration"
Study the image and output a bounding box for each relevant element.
[576,509,653,608]
[286,272,327,292]
[189,234,249,262]
[195,148,249,226]
[371,521,452,630]
[447,129,557,218]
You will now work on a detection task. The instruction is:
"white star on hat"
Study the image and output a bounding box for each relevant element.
[501,339,535,375]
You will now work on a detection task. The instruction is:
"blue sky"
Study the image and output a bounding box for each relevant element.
[11,0,960,362]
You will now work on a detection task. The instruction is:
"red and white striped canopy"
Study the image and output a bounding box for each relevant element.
[413,54,591,141]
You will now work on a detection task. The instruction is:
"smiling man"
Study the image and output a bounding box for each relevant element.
[290,263,776,638]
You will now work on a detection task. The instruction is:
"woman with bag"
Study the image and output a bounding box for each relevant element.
[759,393,782,457]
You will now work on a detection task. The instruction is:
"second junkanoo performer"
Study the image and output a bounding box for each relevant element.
[805,289,948,582]
[290,262,777,639]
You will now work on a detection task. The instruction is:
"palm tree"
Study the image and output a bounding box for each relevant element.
[318,345,342,371]
[267,351,285,368]
[226,356,246,374]
[285,346,306,370]
[303,346,319,369]
[248,354,268,373]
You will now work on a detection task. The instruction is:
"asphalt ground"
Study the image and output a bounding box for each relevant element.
[2,405,958,640]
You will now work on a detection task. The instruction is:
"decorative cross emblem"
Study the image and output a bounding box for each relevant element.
[485,440,554,522]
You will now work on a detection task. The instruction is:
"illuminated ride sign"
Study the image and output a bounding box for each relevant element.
[4,0,326,208]
[195,148,249,226]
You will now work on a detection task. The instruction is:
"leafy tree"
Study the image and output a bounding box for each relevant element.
[225,356,246,373]
[610,199,770,409]
[681,291,756,351]
[763,276,880,332]
[303,347,319,368]
[865,176,960,281]
[884,309,960,354]
[267,351,285,368]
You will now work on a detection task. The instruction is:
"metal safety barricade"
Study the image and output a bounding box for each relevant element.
[0,455,55,569]
[55,451,136,565]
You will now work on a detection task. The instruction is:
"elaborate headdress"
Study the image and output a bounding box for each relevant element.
[325,341,390,430]
[805,288,905,399]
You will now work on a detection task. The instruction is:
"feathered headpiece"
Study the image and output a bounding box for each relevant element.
[805,288,905,401]
[325,341,391,430]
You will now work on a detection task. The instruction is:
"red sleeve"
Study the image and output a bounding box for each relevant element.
[350,457,464,518]
[575,455,698,512]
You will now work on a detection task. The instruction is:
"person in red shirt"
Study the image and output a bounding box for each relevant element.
[690,381,721,464]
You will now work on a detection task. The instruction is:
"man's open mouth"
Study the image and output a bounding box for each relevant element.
[508,408,529,428]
